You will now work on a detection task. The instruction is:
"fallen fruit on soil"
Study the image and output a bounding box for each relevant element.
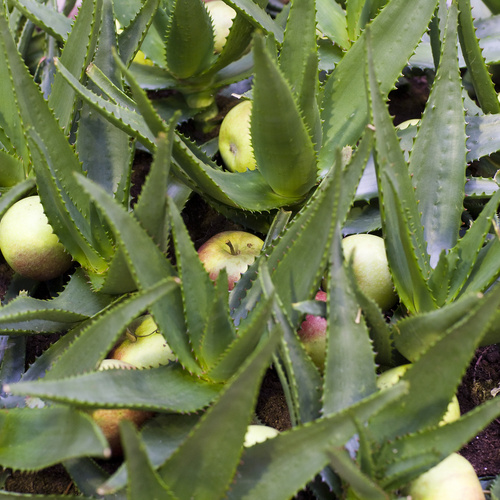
[340,233,397,311]
[218,100,257,173]
[197,230,264,290]
[405,452,483,499]
[205,0,236,53]
[0,195,72,281]
[110,314,176,369]
[297,291,327,372]
[244,425,279,447]
[377,364,461,425]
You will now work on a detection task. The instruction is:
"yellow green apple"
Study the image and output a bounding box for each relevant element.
[197,230,264,290]
[205,0,236,53]
[218,100,257,173]
[0,195,72,281]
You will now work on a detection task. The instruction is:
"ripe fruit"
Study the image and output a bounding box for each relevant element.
[0,196,72,281]
[405,453,483,499]
[340,234,397,311]
[244,425,279,447]
[205,0,236,53]
[376,364,461,426]
[297,291,327,372]
[218,100,257,173]
[197,230,264,290]
[110,314,175,369]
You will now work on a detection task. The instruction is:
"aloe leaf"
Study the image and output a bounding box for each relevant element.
[74,174,199,374]
[0,268,114,335]
[0,407,110,470]
[205,290,274,383]
[98,414,200,495]
[157,325,282,500]
[369,282,500,443]
[322,227,378,415]
[10,0,72,42]
[319,0,439,174]
[393,291,483,361]
[165,0,215,79]
[409,3,466,267]
[167,197,217,365]
[48,0,101,132]
[227,382,408,499]
[440,188,500,300]
[379,395,500,489]
[225,0,285,43]
[466,114,500,162]
[7,363,221,412]
[120,421,177,500]
[346,0,368,41]
[251,33,317,198]
[43,278,179,380]
[0,178,36,216]
[316,0,349,49]
[458,0,500,114]
[117,0,160,66]
[0,335,25,408]
[367,37,435,313]
[133,131,172,251]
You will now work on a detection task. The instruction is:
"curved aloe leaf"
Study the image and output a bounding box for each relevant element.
[319,0,439,174]
[251,34,317,198]
[165,0,215,79]
[458,0,500,114]
[317,0,349,49]
[409,3,466,267]
[6,364,221,412]
[0,407,110,471]
[467,114,500,162]
[227,382,408,499]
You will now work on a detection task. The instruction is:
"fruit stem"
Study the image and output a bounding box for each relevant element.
[226,240,239,256]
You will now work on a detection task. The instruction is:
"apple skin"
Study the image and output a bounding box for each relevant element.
[376,364,461,426]
[244,425,279,447]
[297,291,327,372]
[0,196,72,281]
[110,314,176,369]
[340,234,397,311]
[205,0,236,53]
[197,230,264,290]
[218,100,257,173]
[405,453,483,500]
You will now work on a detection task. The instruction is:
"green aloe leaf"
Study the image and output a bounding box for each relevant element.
[409,3,466,268]
[165,0,215,79]
[466,114,500,162]
[317,0,349,49]
[157,325,282,500]
[367,35,435,314]
[120,421,177,500]
[6,364,221,412]
[319,0,439,174]
[457,0,500,114]
[0,407,110,471]
[379,395,500,489]
[322,227,378,415]
[369,282,500,443]
[0,150,26,187]
[0,269,114,335]
[74,174,199,374]
[227,381,408,499]
[251,33,317,198]
[43,277,179,380]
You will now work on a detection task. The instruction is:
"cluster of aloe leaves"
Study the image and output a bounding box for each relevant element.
[1,0,500,497]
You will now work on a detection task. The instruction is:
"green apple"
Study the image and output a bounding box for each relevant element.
[297,291,327,372]
[205,0,237,53]
[405,453,483,499]
[244,424,279,447]
[218,100,257,173]
[110,314,176,369]
[0,195,72,281]
[340,234,397,311]
[197,230,264,290]
[377,364,461,426]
